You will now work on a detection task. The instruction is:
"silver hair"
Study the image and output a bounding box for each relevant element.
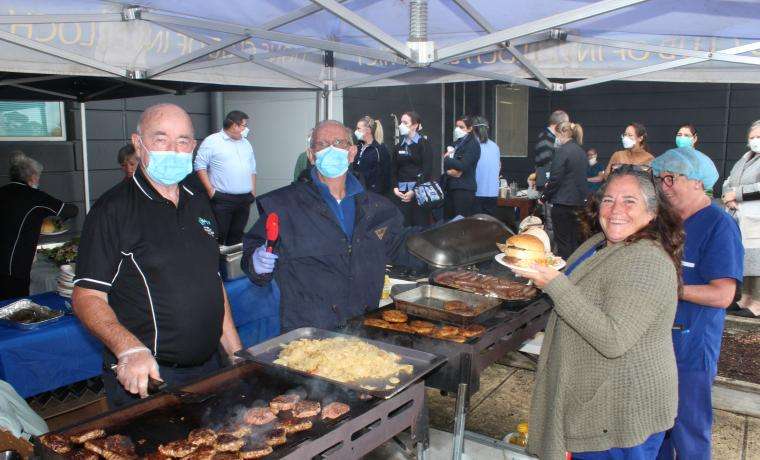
[309,120,352,149]
[9,151,42,183]
[748,119,760,147]
[548,110,569,126]
[602,171,658,214]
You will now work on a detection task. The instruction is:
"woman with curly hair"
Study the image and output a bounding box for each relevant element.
[510,165,684,459]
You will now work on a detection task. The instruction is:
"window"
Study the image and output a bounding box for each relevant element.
[494,85,528,157]
[0,101,66,140]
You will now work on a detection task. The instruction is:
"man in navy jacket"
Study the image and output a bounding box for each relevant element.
[242,120,423,331]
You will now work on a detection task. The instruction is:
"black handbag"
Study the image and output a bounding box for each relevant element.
[413,180,444,208]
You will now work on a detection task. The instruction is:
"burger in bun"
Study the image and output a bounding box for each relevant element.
[502,234,547,268]
[522,227,551,253]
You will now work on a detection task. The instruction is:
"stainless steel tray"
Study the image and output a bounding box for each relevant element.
[219,243,244,281]
[236,327,446,399]
[0,299,64,330]
[392,284,502,325]
[405,214,513,268]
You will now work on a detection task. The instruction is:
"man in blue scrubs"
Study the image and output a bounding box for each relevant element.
[652,148,744,460]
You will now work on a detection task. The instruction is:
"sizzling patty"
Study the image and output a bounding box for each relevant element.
[381,309,408,323]
[40,433,72,454]
[85,434,137,460]
[276,417,312,434]
[217,424,251,439]
[69,428,106,444]
[443,300,469,312]
[363,318,391,329]
[409,320,434,334]
[264,429,286,447]
[157,439,197,458]
[239,442,273,459]
[187,428,217,447]
[182,446,217,460]
[244,406,278,425]
[321,402,350,420]
[437,325,460,337]
[214,434,245,452]
[461,324,486,337]
[292,400,321,418]
[69,449,99,460]
[269,394,300,412]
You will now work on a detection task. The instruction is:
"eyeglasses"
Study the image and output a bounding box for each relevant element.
[312,138,353,150]
[611,163,651,173]
[655,174,677,187]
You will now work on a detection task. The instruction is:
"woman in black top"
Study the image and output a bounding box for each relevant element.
[541,121,588,259]
[354,115,391,195]
[392,111,434,226]
[0,152,78,300]
[443,115,481,218]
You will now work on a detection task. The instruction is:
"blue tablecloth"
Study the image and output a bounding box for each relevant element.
[0,277,280,398]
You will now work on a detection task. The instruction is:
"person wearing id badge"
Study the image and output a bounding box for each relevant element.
[391,111,434,226]
[651,148,744,460]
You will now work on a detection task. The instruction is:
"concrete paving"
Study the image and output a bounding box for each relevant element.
[426,364,760,459]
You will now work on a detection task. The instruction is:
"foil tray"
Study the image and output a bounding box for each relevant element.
[0,299,64,330]
[391,284,503,325]
[236,327,446,399]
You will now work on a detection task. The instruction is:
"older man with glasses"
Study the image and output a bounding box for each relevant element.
[651,148,743,460]
[72,104,242,408]
[241,120,424,332]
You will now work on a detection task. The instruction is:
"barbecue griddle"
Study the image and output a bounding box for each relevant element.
[35,362,429,460]
[237,328,447,399]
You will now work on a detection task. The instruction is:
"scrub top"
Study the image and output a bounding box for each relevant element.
[674,203,743,374]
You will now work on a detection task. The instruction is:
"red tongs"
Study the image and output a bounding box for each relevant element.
[266,212,279,253]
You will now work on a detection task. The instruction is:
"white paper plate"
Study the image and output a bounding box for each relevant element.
[494,253,566,273]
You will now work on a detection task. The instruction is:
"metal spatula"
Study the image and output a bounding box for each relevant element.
[109,364,214,404]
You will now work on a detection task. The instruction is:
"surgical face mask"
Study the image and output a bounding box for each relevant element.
[241,127,250,138]
[453,126,467,141]
[621,136,636,149]
[30,182,39,189]
[675,136,693,149]
[140,138,192,186]
[588,157,597,166]
[750,138,760,154]
[398,123,410,136]
[354,129,364,141]
[315,145,349,178]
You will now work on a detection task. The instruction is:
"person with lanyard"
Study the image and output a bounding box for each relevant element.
[391,111,434,226]
[194,110,257,245]
[510,165,683,459]
[651,149,744,460]
[72,104,243,408]
[442,115,481,218]
[0,152,78,300]
[353,115,390,195]
[241,120,424,332]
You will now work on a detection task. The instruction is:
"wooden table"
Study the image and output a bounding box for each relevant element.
[497,196,537,220]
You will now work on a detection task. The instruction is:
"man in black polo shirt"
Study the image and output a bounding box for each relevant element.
[72,103,242,408]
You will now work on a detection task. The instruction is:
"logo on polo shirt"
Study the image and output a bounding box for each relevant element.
[198,217,215,239]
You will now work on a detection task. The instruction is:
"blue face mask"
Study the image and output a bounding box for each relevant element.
[140,138,192,185]
[315,145,349,178]
[675,136,693,149]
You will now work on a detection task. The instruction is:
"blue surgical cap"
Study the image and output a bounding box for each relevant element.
[651,147,719,190]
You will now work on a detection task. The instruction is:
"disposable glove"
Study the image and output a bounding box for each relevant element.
[252,244,278,274]
[115,346,160,398]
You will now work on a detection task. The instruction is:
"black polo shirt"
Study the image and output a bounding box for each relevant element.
[74,169,224,366]
[0,182,77,279]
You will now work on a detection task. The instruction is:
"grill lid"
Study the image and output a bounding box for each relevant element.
[406,214,513,268]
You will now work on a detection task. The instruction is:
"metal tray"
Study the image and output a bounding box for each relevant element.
[0,299,64,330]
[219,243,245,281]
[392,285,502,325]
[236,328,446,399]
[405,214,513,268]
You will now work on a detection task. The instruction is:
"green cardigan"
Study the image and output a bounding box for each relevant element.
[527,233,679,458]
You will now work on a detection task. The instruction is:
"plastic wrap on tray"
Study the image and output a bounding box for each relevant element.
[432,269,538,300]
[0,299,64,329]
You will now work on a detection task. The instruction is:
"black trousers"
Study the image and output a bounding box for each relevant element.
[473,197,498,216]
[444,189,476,219]
[211,192,255,245]
[102,351,223,409]
[0,275,29,301]
[551,204,583,260]
[396,197,431,227]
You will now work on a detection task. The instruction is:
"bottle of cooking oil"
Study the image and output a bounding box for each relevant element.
[509,422,529,447]
[381,275,391,300]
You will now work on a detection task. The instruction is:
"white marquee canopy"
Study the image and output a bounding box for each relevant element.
[0,0,759,99]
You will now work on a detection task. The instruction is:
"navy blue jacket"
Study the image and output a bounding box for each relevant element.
[242,172,423,331]
[443,133,481,191]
